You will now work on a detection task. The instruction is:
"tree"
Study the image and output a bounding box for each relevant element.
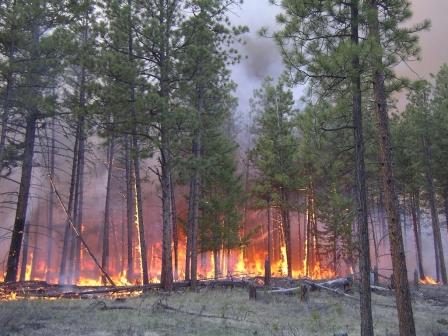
[4,0,68,283]
[272,1,373,332]
[365,0,428,333]
[250,77,299,278]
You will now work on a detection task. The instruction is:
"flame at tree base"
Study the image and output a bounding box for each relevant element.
[419,276,439,285]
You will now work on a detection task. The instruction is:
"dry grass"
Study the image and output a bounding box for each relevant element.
[0,285,447,336]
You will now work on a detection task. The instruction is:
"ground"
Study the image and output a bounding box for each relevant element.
[0,285,447,336]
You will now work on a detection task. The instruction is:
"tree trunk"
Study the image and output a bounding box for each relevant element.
[306,192,312,277]
[45,117,56,282]
[101,135,115,285]
[351,2,373,334]
[59,128,79,284]
[189,101,203,287]
[267,199,272,268]
[213,249,219,280]
[422,134,447,284]
[444,186,448,237]
[70,114,85,284]
[5,112,38,282]
[132,136,149,285]
[281,190,292,277]
[124,136,134,282]
[170,173,179,281]
[160,127,173,290]
[127,1,149,284]
[367,2,416,334]
[19,221,30,281]
[410,192,425,279]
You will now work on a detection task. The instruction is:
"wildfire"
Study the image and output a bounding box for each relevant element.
[419,276,439,285]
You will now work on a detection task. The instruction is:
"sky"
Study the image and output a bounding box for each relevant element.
[229,0,448,121]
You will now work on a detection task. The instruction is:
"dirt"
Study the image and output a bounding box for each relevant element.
[0,285,447,336]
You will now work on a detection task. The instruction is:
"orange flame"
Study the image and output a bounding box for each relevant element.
[419,276,439,285]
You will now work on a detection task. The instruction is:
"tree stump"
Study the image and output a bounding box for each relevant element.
[249,285,257,300]
[264,258,271,287]
[300,284,309,302]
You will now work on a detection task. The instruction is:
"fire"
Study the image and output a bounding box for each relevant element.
[419,276,439,285]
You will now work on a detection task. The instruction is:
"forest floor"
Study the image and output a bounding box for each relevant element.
[0,284,447,336]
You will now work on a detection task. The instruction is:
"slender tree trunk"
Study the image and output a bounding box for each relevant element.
[367,2,416,334]
[267,199,272,267]
[170,173,179,280]
[132,136,149,284]
[71,115,85,284]
[189,96,203,287]
[127,1,149,284]
[444,186,448,237]
[185,178,193,281]
[410,192,425,279]
[297,207,303,272]
[19,221,30,281]
[101,135,115,285]
[306,192,312,277]
[213,249,219,280]
[125,136,134,281]
[160,128,173,289]
[30,212,40,280]
[351,2,373,334]
[422,135,447,284]
[280,190,292,277]
[45,118,56,282]
[59,129,79,284]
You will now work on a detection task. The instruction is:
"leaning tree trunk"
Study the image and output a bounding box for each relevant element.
[367,1,416,334]
[422,134,447,284]
[351,2,373,334]
[4,113,38,282]
[410,192,425,279]
[101,134,115,285]
[4,18,41,283]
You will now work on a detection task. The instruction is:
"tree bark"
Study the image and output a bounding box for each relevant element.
[124,136,134,281]
[350,2,373,334]
[367,1,416,334]
[19,221,30,281]
[410,192,425,279]
[4,114,38,282]
[170,173,179,280]
[281,190,292,277]
[59,128,79,284]
[101,134,115,285]
[422,134,447,284]
[45,117,56,282]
